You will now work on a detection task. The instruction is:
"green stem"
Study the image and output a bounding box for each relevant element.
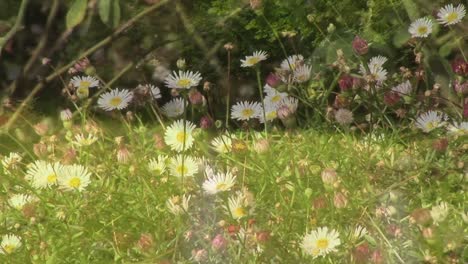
[0,0,30,55]
[256,67,268,137]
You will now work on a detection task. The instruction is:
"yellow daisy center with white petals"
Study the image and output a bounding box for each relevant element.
[69,177,81,188]
[3,244,16,254]
[425,121,438,130]
[316,238,329,250]
[176,165,188,175]
[241,109,254,118]
[79,81,91,89]
[246,57,260,65]
[47,173,57,183]
[417,26,428,35]
[233,207,246,218]
[176,132,187,143]
[216,183,227,190]
[271,95,281,103]
[109,97,123,107]
[446,13,458,23]
[177,78,191,88]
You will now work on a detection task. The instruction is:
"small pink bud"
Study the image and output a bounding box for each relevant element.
[338,75,353,91]
[211,234,228,251]
[189,90,204,105]
[266,73,282,88]
[199,116,213,129]
[352,36,369,55]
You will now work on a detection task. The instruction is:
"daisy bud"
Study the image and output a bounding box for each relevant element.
[136,233,153,252]
[410,208,432,226]
[224,42,234,51]
[117,146,131,164]
[176,58,186,70]
[313,195,328,209]
[33,143,48,158]
[371,249,384,264]
[211,234,228,251]
[384,92,400,106]
[199,116,213,129]
[352,36,369,55]
[22,204,36,219]
[266,73,282,88]
[386,224,402,238]
[338,75,353,91]
[41,57,51,65]
[226,225,240,236]
[188,89,204,105]
[333,191,348,208]
[321,168,338,186]
[451,58,468,76]
[327,23,336,33]
[253,139,270,154]
[218,220,226,227]
[422,227,434,240]
[255,231,271,243]
[304,188,313,198]
[184,231,193,241]
[60,149,76,165]
[352,243,370,264]
[432,138,448,152]
[60,109,73,121]
[277,105,293,120]
[170,88,179,97]
[34,122,49,136]
[203,81,211,92]
[126,111,134,122]
[453,80,468,95]
[153,133,166,150]
[464,101,468,118]
[424,90,432,97]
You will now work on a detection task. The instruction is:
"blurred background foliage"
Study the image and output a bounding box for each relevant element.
[0,0,466,118]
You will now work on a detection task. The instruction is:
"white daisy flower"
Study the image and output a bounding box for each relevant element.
[391,80,412,95]
[73,133,98,146]
[70,76,99,98]
[409,18,433,38]
[258,104,278,123]
[430,202,449,225]
[164,70,202,89]
[148,155,167,175]
[437,4,466,26]
[202,166,236,195]
[211,134,233,154]
[164,119,196,152]
[278,96,299,113]
[369,56,388,70]
[447,122,468,135]
[166,194,191,215]
[1,152,22,170]
[0,234,22,255]
[97,89,133,111]
[293,64,312,83]
[415,111,447,133]
[169,155,199,177]
[147,84,162,99]
[231,101,262,121]
[8,194,35,210]
[350,225,368,240]
[25,161,62,189]
[301,227,341,259]
[240,50,268,67]
[280,54,304,71]
[57,164,91,192]
[359,56,388,84]
[162,98,185,118]
[226,192,249,220]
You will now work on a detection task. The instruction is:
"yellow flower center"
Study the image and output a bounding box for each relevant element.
[109,97,123,107]
[246,57,260,65]
[69,177,81,188]
[177,78,192,88]
[77,87,89,97]
[79,81,91,89]
[3,244,16,254]
[316,238,329,250]
[266,111,277,120]
[176,132,187,143]
[446,12,458,23]
[241,108,254,118]
[271,95,281,103]
[47,173,57,183]
[426,121,438,131]
[417,26,428,35]
[216,183,227,191]
[176,165,188,175]
[233,207,246,218]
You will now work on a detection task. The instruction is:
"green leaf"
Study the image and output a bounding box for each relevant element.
[98,0,121,28]
[66,0,88,29]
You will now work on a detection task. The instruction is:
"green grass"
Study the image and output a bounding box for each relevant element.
[1,118,466,263]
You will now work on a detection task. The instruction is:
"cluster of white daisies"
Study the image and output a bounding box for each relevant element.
[408,4,466,38]
[415,110,467,134]
[233,53,306,122]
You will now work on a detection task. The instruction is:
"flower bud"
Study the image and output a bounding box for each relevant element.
[338,75,353,91]
[176,58,186,70]
[352,36,369,55]
[321,168,338,185]
[211,234,228,251]
[266,73,282,88]
[410,208,432,226]
[432,138,448,152]
[253,139,269,154]
[137,233,154,251]
[189,89,204,105]
[199,116,213,129]
[333,191,348,208]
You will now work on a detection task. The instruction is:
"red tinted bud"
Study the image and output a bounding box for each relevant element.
[451,58,468,76]
[211,234,228,251]
[339,75,353,91]
[384,92,401,106]
[432,138,448,152]
[352,36,369,55]
[266,73,282,88]
[199,116,213,129]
